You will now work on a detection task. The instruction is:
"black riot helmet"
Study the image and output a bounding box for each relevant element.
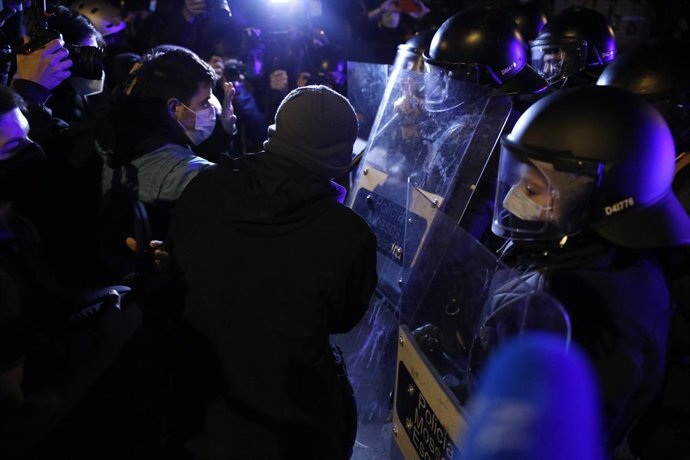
[597,38,690,154]
[394,28,437,72]
[530,7,616,87]
[492,85,690,248]
[423,6,548,95]
[506,1,548,43]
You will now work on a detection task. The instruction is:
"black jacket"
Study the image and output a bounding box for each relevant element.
[168,151,377,459]
[508,238,673,455]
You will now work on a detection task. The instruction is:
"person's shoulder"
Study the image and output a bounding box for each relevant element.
[177,155,246,199]
[140,143,214,170]
[150,142,198,159]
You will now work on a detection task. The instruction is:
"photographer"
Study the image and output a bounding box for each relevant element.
[201,27,268,157]
[30,5,107,124]
[9,4,114,289]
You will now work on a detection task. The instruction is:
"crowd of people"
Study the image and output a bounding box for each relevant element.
[0,0,687,459]
[0,1,379,458]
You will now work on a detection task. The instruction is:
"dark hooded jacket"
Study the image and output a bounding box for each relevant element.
[168,151,377,459]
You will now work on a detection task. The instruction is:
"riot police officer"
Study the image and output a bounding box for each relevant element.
[596,37,690,458]
[424,5,548,96]
[491,85,690,455]
[421,5,549,237]
[530,6,616,88]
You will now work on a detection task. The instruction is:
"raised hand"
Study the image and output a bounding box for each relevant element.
[220,81,237,135]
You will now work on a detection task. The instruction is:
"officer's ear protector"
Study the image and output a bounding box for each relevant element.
[65,44,105,80]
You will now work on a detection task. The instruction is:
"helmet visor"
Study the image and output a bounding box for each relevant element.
[492,146,598,241]
[423,61,480,112]
[530,41,587,84]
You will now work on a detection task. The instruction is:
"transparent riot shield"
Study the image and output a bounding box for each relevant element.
[390,185,572,459]
[348,68,512,306]
[342,68,512,459]
[347,61,391,143]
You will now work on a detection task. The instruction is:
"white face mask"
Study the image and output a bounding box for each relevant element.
[503,185,553,221]
[175,102,217,145]
[70,71,105,96]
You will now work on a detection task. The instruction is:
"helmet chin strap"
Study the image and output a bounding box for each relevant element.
[558,75,570,89]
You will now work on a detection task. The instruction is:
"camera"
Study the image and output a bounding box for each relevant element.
[16,1,62,55]
[66,44,105,80]
[223,58,246,83]
[17,25,61,54]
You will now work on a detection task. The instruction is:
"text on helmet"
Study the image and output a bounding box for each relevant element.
[604,197,635,216]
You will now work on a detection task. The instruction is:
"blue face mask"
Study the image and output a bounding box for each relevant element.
[175,102,217,145]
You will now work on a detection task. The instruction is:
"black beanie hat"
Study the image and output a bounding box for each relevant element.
[263,85,358,178]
